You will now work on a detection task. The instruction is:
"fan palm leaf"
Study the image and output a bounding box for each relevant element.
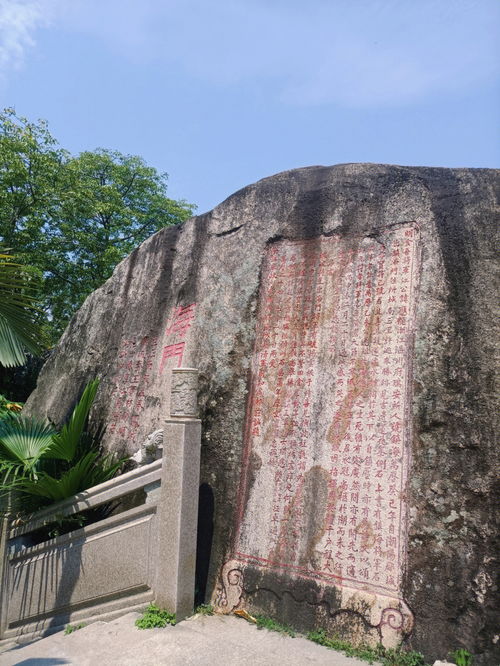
[0,416,55,514]
[0,378,128,518]
[0,415,55,472]
[0,250,44,367]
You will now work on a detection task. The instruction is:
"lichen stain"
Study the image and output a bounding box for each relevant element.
[269,466,335,571]
[298,466,336,570]
[355,518,376,551]
[241,450,262,516]
[327,358,374,450]
[279,416,295,439]
[362,304,382,347]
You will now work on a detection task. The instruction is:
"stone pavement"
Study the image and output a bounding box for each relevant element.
[0,612,377,666]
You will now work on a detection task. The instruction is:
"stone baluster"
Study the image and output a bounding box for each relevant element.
[0,515,9,638]
[155,368,201,621]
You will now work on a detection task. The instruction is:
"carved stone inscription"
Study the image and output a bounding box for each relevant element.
[109,335,159,440]
[234,224,419,598]
[108,302,196,446]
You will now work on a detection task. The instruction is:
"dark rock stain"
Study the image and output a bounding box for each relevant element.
[327,359,374,450]
[298,466,333,569]
[269,466,332,570]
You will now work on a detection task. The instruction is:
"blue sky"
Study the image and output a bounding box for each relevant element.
[0,0,499,213]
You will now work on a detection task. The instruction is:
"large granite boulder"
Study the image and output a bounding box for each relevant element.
[26,164,499,665]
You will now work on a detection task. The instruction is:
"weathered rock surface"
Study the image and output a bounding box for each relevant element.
[26,164,499,665]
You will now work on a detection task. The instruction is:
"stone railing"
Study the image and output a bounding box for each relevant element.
[0,368,201,644]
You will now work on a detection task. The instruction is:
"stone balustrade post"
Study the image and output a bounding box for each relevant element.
[155,368,201,620]
[0,515,9,638]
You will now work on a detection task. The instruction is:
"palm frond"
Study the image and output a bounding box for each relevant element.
[0,378,128,517]
[18,450,126,503]
[0,460,30,488]
[87,452,127,487]
[0,250,44,366]
[0,415,55,470]
[48,379,99,461]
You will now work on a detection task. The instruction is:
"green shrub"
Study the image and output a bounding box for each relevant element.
[195,603,214,616]
[450,649,473,666]
[135,604,176,629]
[64,622,86,635]
[0,394,23,419]
[255,614,296,637]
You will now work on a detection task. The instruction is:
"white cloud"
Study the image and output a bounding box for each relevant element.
[0,0,59,78]
[7,0,500,108]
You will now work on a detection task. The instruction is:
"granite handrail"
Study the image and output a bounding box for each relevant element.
[9,458,162,539]
[0,368,201,643]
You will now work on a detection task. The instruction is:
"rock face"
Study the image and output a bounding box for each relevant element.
[26,164,499,665]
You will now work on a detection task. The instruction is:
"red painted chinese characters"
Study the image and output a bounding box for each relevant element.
[235,224,420,598]
[160,304,196,371]
[108,303,196,443]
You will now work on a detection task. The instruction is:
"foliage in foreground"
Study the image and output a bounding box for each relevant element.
[239,612,432,665]
[135,604,176,629]
[64,622,86,635]
[195,603,214,616]
[0,379,126,517]
[0,394,23,418]
[255,614,296,637]
[449,648,473,666]
[307,628,428,666]
[0,249,45,367]
[0,108,196,342]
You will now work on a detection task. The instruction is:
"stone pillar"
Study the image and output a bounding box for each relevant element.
[0,515,9,638]
[156,368,201,620]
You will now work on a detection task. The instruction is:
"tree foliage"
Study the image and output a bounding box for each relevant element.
[0,108,195,341]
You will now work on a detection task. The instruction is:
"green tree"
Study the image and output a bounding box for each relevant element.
[0,108,195,341]
[0,109,67,254]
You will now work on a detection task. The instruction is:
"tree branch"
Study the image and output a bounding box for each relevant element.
[116,220,153,242]
[45,267,78,287]
[119,173,137,199]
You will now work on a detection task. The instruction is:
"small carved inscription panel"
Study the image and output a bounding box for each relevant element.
[108,302,196,445]
[234,224,420,598]
[109,335,159,441]
[170,369,199,418]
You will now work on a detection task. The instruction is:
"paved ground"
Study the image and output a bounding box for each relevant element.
[0,612,377,666]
